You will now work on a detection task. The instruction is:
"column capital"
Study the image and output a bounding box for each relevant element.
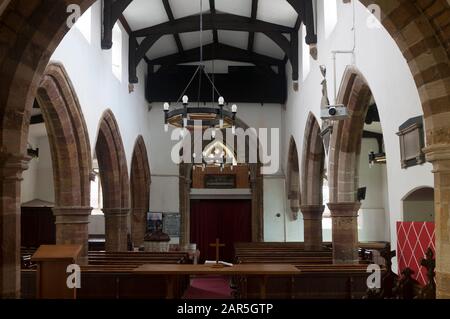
[327,202,361,218]
[53,206,93,215]
[300,205,325,220]
[102,207,129,217]
[53,206,92,224]
[0,152,31,181]
[424,144,450,172]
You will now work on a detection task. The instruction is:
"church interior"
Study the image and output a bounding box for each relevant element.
[0,0,449,300]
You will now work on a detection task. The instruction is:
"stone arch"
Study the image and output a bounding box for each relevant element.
[300,113,326,251]
[359,0,450,146]
[130,135,151,248]
[286,136,301,219]
[301,113,325,206]
[329,66,372,203]
[327,66,372,263]
[357,0,450,298]
[95,109,130,252]
[36,62,92,259]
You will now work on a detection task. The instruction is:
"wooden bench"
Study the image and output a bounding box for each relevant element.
[233,243,384,299]
[21,251,191,299]
[236,264,379,299]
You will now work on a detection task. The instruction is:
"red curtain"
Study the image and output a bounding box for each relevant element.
[190,199,252,263]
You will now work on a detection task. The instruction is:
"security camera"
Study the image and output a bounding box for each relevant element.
[320,104,349,121]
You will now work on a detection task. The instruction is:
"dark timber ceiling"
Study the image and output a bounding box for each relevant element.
[101,0,317,103]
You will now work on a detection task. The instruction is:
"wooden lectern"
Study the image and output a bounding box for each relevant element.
[31,245,82,299]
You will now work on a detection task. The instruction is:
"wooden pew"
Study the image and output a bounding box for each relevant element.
[236,264,377,299]
[21,251,191,299]
[233,242,384,299]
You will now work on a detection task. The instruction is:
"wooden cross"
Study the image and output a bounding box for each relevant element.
[210,238,225,266]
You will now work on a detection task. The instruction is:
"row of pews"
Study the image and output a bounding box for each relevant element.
[232,242,381,299]
[21,241,434,299]
[21,251,191,299]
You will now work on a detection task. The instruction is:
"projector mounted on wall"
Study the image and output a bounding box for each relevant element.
[320,105,349,121]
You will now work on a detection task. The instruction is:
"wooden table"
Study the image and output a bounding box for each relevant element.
[134,264,301,299]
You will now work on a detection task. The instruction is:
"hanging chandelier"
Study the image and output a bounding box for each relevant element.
[162,0,237,132]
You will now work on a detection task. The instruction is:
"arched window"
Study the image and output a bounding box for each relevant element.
[302,24,310,81]
[90,159,104,215]
[112,23,123,81]
[202,140,237,166]
[75,7,92,43]
[324,0,338,39]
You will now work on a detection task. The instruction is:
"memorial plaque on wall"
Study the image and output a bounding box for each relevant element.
[163,213,180,237]
[396,116,425,169]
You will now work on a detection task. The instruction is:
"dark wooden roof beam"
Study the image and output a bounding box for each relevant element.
[149,42,284,68]
[132,13,294,37]
[102,0,134,49]
[162,0,184,54]
[248,0,259,52]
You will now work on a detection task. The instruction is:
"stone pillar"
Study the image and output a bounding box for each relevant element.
[289,194,300,220]
[424,144,450,299]
[0,153,30,298]
[52,206,92,264]
[103,208,129,251]
[301,205,325,251]
[250,164,264,242]
[131,207,147,248]
[327,202,361,264]
[179,164,191,247]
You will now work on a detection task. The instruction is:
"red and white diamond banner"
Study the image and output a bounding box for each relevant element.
[397,222,435,285]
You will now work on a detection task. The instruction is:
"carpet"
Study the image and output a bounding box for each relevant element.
[183,276,233,299]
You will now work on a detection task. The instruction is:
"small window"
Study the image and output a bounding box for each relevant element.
[112,23,122,81]
[322,178,331,228]
[302,24,310,81]
[324,0,338,39]
[90,168,104,216]
[75,7,92,44]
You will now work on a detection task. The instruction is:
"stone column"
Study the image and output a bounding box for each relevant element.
[103,208,129,251]
[327,202,361,264]
[289,193,300,220]
[52,206,92,264]
[301,205,325,251]
[424,144,450,299]
[179,164,191,247]
[250,164,264,242]
[131,207,147,248]
[0,153,30,298]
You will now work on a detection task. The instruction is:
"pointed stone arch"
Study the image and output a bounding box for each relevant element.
[36,62,92,259]
[329,66,372,204]
[327,66,372,263]
[301,113,325,205]
[286,136,301,220]
[130,135,151,248]
[300,113,325,251]
[95,109,130,252]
